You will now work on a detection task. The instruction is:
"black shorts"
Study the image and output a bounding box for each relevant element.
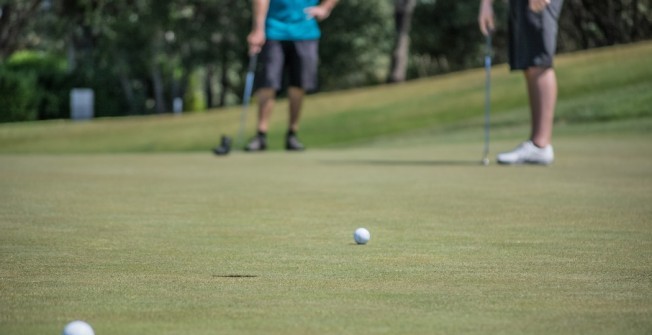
[508,0,563,70]
[255,40,319,93]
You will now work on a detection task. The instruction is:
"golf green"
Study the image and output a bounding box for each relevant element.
[1,132,650,334]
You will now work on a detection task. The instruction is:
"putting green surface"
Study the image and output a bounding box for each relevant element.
[1,131,651,334]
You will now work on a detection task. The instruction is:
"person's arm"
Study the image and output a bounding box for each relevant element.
[248,0,269,54]
[305,0,338,21]
[529,0,551,12]
[478,0,494,36]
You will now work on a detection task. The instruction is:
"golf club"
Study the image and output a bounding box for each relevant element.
[481,32,492,166]
[213,52,259,156]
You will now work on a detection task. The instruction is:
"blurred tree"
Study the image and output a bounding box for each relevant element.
[55,0,251,114]
[388,0,416,83]
[0,0,42,60]
[408,0,651,80]
[558,0,652,50]
[319,0,393,90]
[1,0,650,122]
[410,0,508,78]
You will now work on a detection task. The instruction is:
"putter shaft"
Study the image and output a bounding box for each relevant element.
[482,34,492,164]
[236,53,259,148]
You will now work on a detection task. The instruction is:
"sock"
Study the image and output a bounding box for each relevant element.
[257,130,267,138]
[287,129,297,137]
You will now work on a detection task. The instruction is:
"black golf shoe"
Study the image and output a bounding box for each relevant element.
[212,136,232,156]
[244,135,267,152]
[285,134,305,151]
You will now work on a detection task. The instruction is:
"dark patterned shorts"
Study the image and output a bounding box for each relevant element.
[255,40,319,93]
[508,0,564,70]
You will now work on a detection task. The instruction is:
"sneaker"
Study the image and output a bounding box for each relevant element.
[212,135,232,156]
[496,140,554,165]
[244,135,267,152]
[285,134,305,151]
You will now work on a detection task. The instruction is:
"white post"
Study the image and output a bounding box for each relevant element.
[70,88,94,120]
[173,97,183,115]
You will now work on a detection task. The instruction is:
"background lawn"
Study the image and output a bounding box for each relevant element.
[0,42,651,334]
[0,41,650,153]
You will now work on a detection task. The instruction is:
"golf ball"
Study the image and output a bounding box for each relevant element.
[354,228,370,244]
[62,321,94,335]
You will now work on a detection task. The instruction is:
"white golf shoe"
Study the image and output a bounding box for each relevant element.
[496,140,554,165]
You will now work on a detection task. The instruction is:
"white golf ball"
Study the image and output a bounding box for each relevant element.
[354,228,370,244]
[62,320,94,335]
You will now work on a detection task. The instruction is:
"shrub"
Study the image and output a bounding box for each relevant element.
[6,51,71,120]
[0,67,38,122]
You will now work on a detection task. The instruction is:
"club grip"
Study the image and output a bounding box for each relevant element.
[247,53,258,74]
[484,33,492,67]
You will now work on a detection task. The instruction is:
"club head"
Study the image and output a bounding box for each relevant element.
[213,136,232,156]
[481,157,490,166]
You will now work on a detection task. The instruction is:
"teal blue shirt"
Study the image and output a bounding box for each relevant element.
[266,0,321,41]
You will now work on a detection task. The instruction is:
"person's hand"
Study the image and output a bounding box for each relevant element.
[529,0,551,13]
[247,29,265,55]
[478,1,495,36]
[304,5,332,21]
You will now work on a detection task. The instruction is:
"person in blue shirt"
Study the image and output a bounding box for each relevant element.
[245,0,338,152]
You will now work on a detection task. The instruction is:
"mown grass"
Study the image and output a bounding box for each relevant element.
[1,42,651,335]
[0,41,651,153]
[1,132,651,334]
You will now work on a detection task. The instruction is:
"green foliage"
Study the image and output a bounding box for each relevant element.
[2,0,651,121]
[0,66,38,122]
[0,51,70,121]
[7,50,67,70]
[6,51,71,120]
[559,0,652,50]
[89,68,132,118]
[410,1,509,77]
[184,69,207,112]
[320,0,394,90]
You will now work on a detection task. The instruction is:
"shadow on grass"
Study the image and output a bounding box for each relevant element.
[322,159,485,167]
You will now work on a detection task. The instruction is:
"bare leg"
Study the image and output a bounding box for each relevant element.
[256,88,276,133]
[524,67,557,147]
[288,86,305,132]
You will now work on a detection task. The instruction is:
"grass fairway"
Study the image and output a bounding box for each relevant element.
[1,130,651,334]
[1,41,652,334]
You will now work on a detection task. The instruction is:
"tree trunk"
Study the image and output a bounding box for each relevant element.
[151,64,166,113]
[388,0,416,83]
[631,0,639,41]
[219,51,230,107]
[205,64,215,109]
[564,0,590,49]
[119,74,137,114]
